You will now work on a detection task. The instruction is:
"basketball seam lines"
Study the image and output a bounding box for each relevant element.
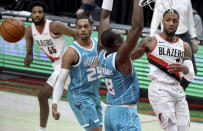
[1,22,19,41]
[2,21,17,40]
[6,21,24,37]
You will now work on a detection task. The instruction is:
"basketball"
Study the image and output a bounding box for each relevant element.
[0,17,25,43]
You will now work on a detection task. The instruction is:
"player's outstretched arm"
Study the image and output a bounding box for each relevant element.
[50,21,77,40]
[98,0,113,53]
[24,26,34,67]
[115,0,143,73]
[52,47,79,120]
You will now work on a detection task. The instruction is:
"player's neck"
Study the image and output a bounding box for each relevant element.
[77,38,92,48]
[161,32,177,42]
[35,19,46,32]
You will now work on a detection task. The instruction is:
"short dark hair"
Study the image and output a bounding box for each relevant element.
[163,9,179,19]
[76,15,93,25]
[28,1,48,12]
[101,28,121,48]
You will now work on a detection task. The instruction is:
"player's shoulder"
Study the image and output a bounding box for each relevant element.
[64,46,78,57]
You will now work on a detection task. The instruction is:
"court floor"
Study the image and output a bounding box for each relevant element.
[0,91,203,131]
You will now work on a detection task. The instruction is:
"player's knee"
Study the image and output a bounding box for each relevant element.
[38,85,53,101]
[38,91,50,101]
[158,112,177,129]
[177,115,190,131]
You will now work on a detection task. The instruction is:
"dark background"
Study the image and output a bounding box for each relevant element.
[1,0,203,27]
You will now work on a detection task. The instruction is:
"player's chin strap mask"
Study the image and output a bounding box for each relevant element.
[139,0,173,11]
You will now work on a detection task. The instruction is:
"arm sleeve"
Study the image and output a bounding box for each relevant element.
[183,60,195,81]
[150,1,162,36]
[52,68,70,104]
[102,0,113,11]
[188,1,197,38]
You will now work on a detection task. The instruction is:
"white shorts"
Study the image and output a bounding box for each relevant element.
[46,60,70,90]
[148,81,190,129]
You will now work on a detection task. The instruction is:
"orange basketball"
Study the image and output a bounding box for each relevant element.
[0,17,25,43]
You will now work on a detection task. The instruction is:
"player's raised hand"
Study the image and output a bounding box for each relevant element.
[52,103,60,120]
[24,55,33,67]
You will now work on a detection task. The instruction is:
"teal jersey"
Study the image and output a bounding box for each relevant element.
[68,38,102,94]
[99,50,140,105]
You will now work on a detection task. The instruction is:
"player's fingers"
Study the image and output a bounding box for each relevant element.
[56,112,60,120]
[53,112,60,120]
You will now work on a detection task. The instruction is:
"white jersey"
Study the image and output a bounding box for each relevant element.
[31,19,67,62]
[147,34,186,84]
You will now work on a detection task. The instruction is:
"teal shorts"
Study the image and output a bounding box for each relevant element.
[68,91,102,131]
[105,105,141,131]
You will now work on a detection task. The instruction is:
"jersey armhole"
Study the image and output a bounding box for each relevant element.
[69,45,81,67]
[49,22,62,39]
[183,41,186,53]
[112,52,117,70]
[148,36,158,53]
[30,25,33,39]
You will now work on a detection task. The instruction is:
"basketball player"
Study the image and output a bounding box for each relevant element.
[131,9,195,131]
[24,1,77,131]
[98,0,143,130]
[51,16,103,131]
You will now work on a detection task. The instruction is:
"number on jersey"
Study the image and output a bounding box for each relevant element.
[105,78,115,95]
[87,66,102,82]
[47,46,57,54]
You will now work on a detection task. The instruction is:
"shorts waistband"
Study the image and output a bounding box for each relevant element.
[151,80,180,86]
[108,104,137,109]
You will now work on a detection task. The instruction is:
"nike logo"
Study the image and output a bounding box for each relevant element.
[75,103,82,110]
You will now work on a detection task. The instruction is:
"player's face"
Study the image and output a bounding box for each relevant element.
[162,13,179,36]
[76,19,92,40]
[31,6,45,25]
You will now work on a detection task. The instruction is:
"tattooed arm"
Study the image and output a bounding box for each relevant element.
[131,36,156,60]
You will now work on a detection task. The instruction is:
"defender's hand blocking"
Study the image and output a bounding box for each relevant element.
[52,103,60,120]
[24,55,33,67]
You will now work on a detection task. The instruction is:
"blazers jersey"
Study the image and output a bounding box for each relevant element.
[68,38,102,94]
[99,50,140,105]
[31,19,67,62]
[147,34,185,84]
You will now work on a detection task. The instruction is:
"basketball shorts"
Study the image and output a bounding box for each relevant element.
[105,105,141,131]
[148,81,190,129]
[67,91,103,131]
[47,60,70,89]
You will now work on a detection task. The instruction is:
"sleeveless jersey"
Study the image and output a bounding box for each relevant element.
[147,34,185,84]
[99,50,140,105]
[31,19,67,62]
[68,38,102,94]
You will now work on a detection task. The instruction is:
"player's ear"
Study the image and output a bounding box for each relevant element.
[114,41,120,47]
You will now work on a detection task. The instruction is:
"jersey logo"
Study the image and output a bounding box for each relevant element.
[75,103,82,110]
[36,39,54,46]
[158,46,184,60]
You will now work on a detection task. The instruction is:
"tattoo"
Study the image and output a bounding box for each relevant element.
[184,42,192,60]
[140,37,156,52]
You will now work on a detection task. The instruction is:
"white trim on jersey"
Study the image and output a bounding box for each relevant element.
[69,46,82,67]
[112,52,117,69]
[73,39,95,51]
